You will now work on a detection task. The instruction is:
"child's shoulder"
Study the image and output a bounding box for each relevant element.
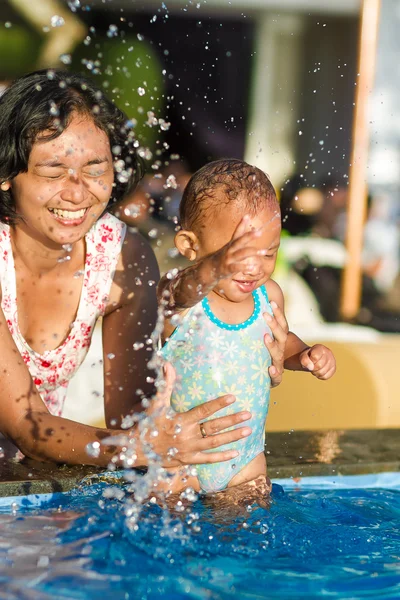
[263,279,284,307]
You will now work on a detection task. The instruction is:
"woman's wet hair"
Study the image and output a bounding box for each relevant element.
[0,69,144,224]
[180,158,278,230]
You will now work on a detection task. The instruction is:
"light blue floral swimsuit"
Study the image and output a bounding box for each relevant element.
[161,286,273,493]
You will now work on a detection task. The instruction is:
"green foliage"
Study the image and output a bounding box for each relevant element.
[71,35,165,153]
[0,24,42,79]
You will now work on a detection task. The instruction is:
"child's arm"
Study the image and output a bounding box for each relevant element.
[265,280,336,380]
[157,215,266,311]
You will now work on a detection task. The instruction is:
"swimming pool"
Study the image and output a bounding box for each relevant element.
[1,472,400,600]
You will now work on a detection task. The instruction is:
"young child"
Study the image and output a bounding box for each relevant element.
[158,159,336,494]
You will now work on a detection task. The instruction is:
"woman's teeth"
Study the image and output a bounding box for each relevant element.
[49,208,86,219]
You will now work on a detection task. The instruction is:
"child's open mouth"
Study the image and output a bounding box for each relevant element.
[233,280,258,293]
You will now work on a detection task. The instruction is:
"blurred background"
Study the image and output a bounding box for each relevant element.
[1,0,400,432]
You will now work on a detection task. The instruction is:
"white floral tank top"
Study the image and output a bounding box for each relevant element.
[0,212,126,417]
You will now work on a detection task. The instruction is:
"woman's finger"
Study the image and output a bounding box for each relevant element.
[264,332,284,388]
[264,333,283,361]
[268,364,282,387]
[185,394,236,424]
[200,410,251,436]
[198,425,252,452]
[269,301,289,334]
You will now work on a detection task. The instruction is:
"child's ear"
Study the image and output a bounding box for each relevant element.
[175,230,198,261]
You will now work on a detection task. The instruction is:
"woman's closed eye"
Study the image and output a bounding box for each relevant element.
[38,171,64,180]
[84,168,107,177]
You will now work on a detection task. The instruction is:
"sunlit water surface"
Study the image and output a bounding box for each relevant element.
[1,479,400,600]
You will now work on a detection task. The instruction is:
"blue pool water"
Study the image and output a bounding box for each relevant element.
[1,473,400,599]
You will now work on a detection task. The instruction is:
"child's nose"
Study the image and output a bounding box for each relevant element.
[242,259,264,277]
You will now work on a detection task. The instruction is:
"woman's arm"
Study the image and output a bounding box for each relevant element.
[0,304,252,466]
[102,229,160,427]
[0,303,123,465]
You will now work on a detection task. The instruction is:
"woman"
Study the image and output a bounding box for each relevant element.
[0,70,287,469]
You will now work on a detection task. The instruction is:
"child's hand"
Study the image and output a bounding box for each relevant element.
[299,344,336,380]
[214,215,266,280]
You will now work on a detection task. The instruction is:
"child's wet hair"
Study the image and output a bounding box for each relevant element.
[180,158,278,230]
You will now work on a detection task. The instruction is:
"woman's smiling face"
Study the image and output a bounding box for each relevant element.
[8,114,114,247]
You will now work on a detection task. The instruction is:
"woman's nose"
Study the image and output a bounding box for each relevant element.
[59,172,87,204]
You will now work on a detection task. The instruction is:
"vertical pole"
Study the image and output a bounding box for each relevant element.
[244,13,305,186]
[340,0,381,320]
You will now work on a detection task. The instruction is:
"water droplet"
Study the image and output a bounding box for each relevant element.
[5,22,12,29]
[37,556,49,568]
[86,441,101,458]
[167,248,179,259]
[51,15,65,28]
[57,255,71,263]
[135,277,142,286]
[164,174,177,189]
[107,24,118,38]
[137,87,146,96]
[68,0,81,11]
[107,353,115,360]
[60,54,72,65]
[159,119,171,131]
[49,102,59,117]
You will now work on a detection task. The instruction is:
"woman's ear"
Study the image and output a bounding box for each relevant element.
[175,230,199,261]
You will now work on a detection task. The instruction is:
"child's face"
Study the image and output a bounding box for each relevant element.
[196,203,281,303]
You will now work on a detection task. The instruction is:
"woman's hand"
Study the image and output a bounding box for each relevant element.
[144,363,252,468]
[263,300,288,388]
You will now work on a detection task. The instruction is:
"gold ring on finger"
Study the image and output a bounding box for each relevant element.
[199,423,207,438]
